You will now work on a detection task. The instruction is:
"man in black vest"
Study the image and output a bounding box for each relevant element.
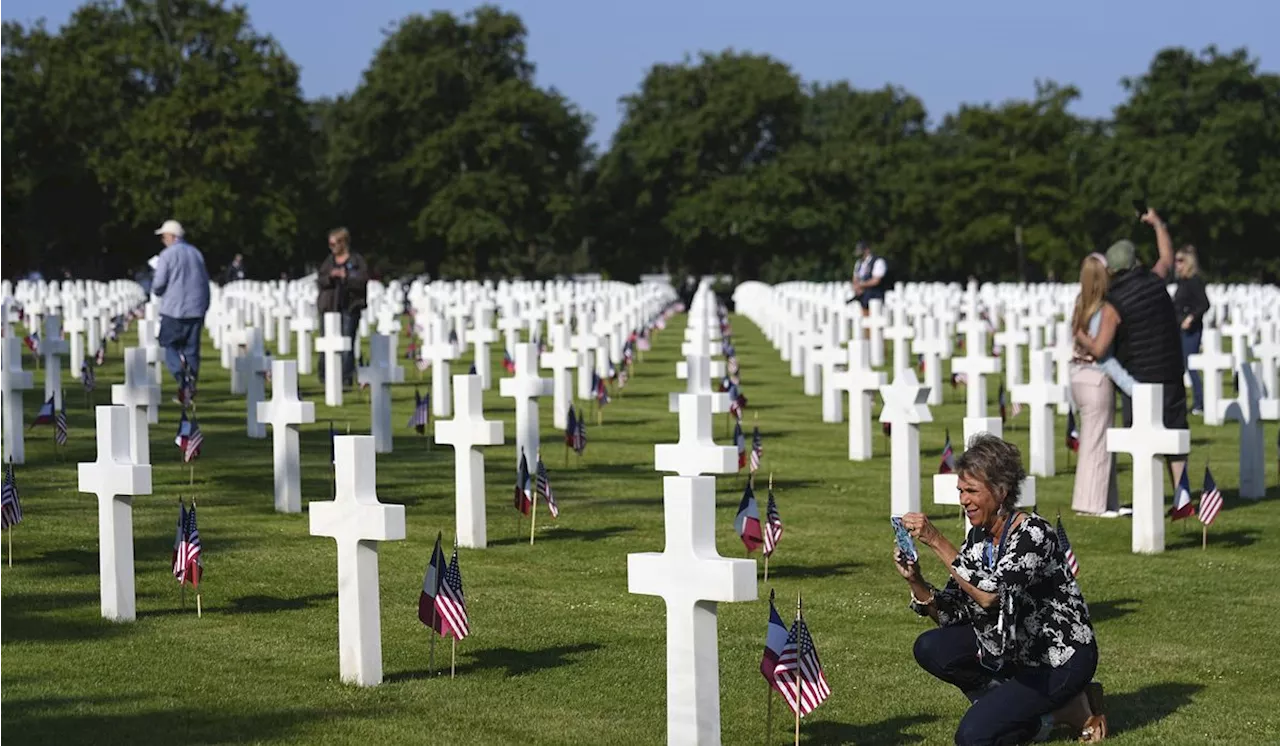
[851,240,889,314]
[1075,209,1188,489]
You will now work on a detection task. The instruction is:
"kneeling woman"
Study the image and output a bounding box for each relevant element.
[895,434,1106,744]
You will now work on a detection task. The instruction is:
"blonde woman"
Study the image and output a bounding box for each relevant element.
[1172,246,1210,414]
[1069,254,1133,516]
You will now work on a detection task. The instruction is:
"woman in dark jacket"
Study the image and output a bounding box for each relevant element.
[316,227,369,386]
[1172,246,1210,414]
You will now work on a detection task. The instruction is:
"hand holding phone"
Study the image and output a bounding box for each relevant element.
[891,517,918,563]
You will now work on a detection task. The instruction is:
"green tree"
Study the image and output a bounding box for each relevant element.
[324,6,591,279]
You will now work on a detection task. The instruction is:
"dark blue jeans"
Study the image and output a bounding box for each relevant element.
[158,316,204,387]
[914,624,1098,746]
[1181,329,1203,411]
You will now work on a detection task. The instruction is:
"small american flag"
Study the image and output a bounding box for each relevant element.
[574,415,588,455]
[174,501,203,588]
[23,332,39,355]
[565,406,578,448]
[1066,408,1080,452]
[774,615,831,717]
[95,343,106,366]
[763,486,783,556]
[408,388,430,434]
[734,421,747,469]
[1,461,23,529]
[998,385,1008,421]
[184,418,204,463]
[749,426,763,473]
[435,546,470,640]
[55,401,68,446]
[1198,467,1223,527]
[536,454,559,518]
[1056,515,1080,577]
[951,372,967,388]
[82,363,96,392]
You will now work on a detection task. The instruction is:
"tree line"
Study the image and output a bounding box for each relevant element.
[4,1,1279,284]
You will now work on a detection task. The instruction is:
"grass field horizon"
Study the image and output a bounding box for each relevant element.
[3,314,1279,745]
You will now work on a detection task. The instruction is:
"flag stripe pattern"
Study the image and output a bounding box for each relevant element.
[536,456,559,518]
[774,617,832,716]
[408,389,430,433]
[1198,467,1223,527]
[435,547,470,639]
[749,426,763,473]
[174,502,203,587]
[763,487,783,556]
[55,402,68,446]
[1,462,23,528]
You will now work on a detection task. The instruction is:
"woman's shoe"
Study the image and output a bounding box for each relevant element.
[1080,682,1107,742]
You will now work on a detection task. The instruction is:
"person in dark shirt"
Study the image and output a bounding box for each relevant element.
[897,435,1106,744]
[1075,208,1188,493]
[1172,246,1210,414]
[223,253,247,284]
[316,227,369,387]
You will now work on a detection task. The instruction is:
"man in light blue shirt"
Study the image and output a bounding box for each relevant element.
[151,219,211,398]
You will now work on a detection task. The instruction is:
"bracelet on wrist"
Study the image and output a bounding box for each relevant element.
[911,587,935,605]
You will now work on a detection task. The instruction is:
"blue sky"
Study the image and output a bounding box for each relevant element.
[6,0,1277,145]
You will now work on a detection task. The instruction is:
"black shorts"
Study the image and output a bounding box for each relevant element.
[1119,379,1189,460]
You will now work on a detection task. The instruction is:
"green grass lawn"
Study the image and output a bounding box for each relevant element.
[3,315,1279,745]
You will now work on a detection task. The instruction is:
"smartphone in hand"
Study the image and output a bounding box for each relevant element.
[891,517,918,563]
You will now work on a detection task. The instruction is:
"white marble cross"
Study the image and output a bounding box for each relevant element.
[435,374,505,549]
[1106,384,1190,554]
[236,329,272,439]
[913,318,948,407]
[274,305,293,356]
[814,324,849,422]
[65,312,87,380]
[1223,359,1267,499]
[77,406,152,622]
[884,308,916,378]
[541,324,578,430]
[110,347,160,462]
[628,389,755,744]
[42,315,70,410]
[292,311,317,376]
[256,360,316,513]
[1187,329,1232,426]
[828,340,886,461]
[309,435,406,687]
[357,334,405,454]
[572,327,600,401]
[500,342,553,469]
[863,300,888,367]
[1011,349,1067,477]
[316,312,352,407]
[952,314,1000,419]
[470,305,499,390]
[1050,322,1075,415]
[656,394,739,476]
[1,336,35,464]
[424,325,457,418]
[879,369,933,516]
[994,312,1029,388]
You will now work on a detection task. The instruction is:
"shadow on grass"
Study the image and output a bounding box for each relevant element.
[29,549,99,576]
[1,604,136,644]
[1088,597,1140,623]
[224,592,337,614]
[1166,528,1259,550]
[1107,681,1203,735]
[389,642,603,681]
[763,561,859,580]
[1220,486,1280,511]
[3,698,376,746]
[801,713,940,744]
[489,526,634,546]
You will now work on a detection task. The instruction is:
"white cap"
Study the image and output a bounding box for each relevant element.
[154,219,184,237]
